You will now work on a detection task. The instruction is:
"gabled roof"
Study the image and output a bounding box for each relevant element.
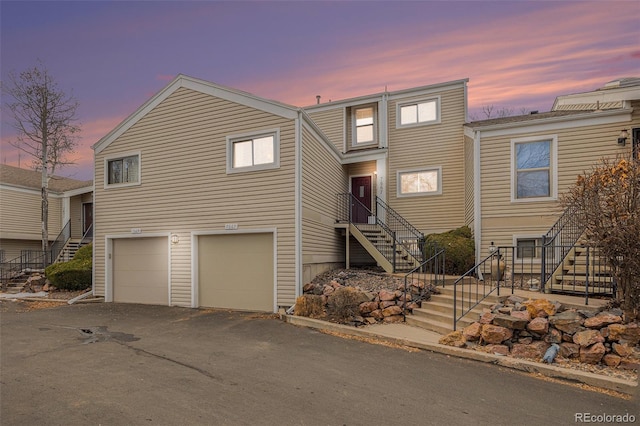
[0,164,92,193]
[93,74,300,154]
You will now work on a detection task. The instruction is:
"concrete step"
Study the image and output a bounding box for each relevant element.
[556,274,614,283]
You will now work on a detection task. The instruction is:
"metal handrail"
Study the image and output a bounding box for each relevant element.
[80,223,93,245]
[337,193,422,270]
[0,250,49,290]
[402,247,446,320]
[50,220,71,264]
[452,248,513,330]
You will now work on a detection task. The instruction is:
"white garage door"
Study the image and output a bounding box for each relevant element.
[198,233,274,312]
[112,237,169,305]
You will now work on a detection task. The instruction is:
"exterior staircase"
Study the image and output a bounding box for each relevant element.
[406,285,504,334]
[547,244,614,295]
[350,224,421,273]
[55,240,83,263]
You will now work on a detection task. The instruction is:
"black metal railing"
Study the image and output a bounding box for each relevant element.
[543,244,615,304]
[50,220,71,264]
[403,247,446,319]
[540,204,585,291]
[452,247,517,331]
[375,197,424,260]
[337,193,423,271]
[80,223,93,245]
[0,250,50,290]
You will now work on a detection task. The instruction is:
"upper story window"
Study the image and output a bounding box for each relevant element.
[397,167,442,197]
[227,129,280,174]
[511,136,557,202]
[105,153,140,188]
[397,97,440,128]
[352,105,376,146]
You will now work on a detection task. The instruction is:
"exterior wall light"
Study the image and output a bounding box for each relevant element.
[618,129,629,146]
[171,234,179,245]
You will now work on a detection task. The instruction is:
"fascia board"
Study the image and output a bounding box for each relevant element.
[62,186,93,197]
[341,149,387,165]
[468,109,633,138]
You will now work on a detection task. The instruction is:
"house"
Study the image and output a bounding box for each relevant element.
[91,75,468,311]
[463,78,640,292]
[92,74,639,312]
[0,164,93,263]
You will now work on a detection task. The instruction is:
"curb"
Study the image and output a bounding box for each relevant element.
[283,314,638,396]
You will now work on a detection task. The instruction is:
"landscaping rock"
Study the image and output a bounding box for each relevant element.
[584,312,623,329]
[383,315,404,324]
[462,322,482,341]
[439,331,466,348]
[573,330,605,347]
[524,299,556,318]
[481,344,509,356]
[510,310,531,321]
[378,289,396,301]
[549,311,584,334]
[526,317,549,334]
[382,305,402,317]
[479,312,496,324]
[607,323,640,345]
[544,328,562,344]
[612,342,634,358]
[369,309,384,320]
[481,324,513,344]
[358,301,379,315]
[603,354,622,367]
[559,342,580,359]
[579,342,606,364]
[511,341,549,360]
[493,314,528,330]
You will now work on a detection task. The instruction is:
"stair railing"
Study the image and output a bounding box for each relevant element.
[452,247,515,330]
[0,250,49,290]
[402,246,446,320]
[50,220,72,265]
[338,193,416,271]
[80,223,93,245]
[375,197,425,261]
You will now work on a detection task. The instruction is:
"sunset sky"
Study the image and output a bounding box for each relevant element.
[1,0,639,180]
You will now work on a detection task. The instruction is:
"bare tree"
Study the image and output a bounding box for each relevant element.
[470,105,525,121]
[2,62,80,265]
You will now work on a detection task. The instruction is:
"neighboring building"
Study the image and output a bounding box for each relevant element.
[463,78,639,264]
[0,164,93,262]
[91,75,467,311]
[92,74,639,312]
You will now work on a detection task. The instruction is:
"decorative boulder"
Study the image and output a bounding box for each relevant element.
[439,331,466,348]
[524,299,556,318]
[559,342,580,359]
[573,330,605,347]
[481,324,513,344]
[511,341,549,360]
[526,317,549,334]
[492,314,528,330]
[549,311,584,334]
[462,322,482,341]
[584,312,623,329]
[579,343,606,364]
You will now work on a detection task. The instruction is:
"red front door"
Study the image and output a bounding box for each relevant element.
[83,203,93,234]
[351,176,372,223]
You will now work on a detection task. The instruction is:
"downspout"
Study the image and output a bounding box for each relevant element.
[473,129,482,267]
[292,111,303,312]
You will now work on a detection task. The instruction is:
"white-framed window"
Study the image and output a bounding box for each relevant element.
[352,105,377,146]
[511,136,557,202]
[397,97,440,128]
[397,166,442,197]
[514,237,543,260]
[226,129,280,173]
[104,152,141,188]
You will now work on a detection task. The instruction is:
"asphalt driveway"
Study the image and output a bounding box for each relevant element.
[1,302,637,425]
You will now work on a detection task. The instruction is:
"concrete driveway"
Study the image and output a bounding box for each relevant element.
[1,302,637,425]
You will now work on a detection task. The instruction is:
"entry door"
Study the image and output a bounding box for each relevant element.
[83,203,93,234]
[633,128,639,162]
[351,176,372,223]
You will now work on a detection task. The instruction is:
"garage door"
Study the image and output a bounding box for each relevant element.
[198,233,274,312]
[112,237,169,305]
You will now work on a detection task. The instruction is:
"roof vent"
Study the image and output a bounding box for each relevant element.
[316,95,321,105]
[530,110,538,115]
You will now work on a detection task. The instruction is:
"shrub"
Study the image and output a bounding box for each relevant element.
[45,243,92,291]
[424,226,475,275]
[326,287,369,322]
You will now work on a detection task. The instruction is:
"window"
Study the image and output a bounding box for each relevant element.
[227,129,280,173]
[397,167,442,197]
[397,98,440,127]
[516,238,542,259]
[352,105,376,146]
[106,154,140,187]
[511,136,557,201]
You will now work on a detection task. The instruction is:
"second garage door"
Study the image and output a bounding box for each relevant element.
[112,237,169,305]
[198,233,274,312]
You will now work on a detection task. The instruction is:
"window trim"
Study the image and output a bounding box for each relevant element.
[396,166,442,197]
[103,151,141,189]
[510,135,558,203]
[396,96,441,128]
[513,235,543,262]
[226,128,280,174]
[351,104,378,148]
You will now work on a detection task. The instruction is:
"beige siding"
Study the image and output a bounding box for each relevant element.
[387,87,467,235]
[0,187,62,240]
[464,134,475,231]
[301,125,348,282]
[307,108,344,152]
[0,239,43,260]
[478,113,640,255]
[94,87,297,307]
[70,195,82,239]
